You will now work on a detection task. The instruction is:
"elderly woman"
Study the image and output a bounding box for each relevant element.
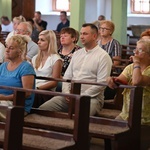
[5,15,26,42]
[0,35,35,120]
[99,20,121,66]
[32,30,62,107]
[107,39,150,125]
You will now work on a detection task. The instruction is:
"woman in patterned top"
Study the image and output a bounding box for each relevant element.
[98,20,122,67]
[58,27,81,76]
[107,39,150,125]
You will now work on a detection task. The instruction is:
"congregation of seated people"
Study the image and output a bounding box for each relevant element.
[0,13,150,124]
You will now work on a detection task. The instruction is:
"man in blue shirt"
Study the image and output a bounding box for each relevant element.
[56,11,70,33]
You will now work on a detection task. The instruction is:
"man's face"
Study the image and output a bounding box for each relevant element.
[1,18,7,25]
[15,24,29,36]
[34,13,40,21]
[80,26,95,46]
[60,13,66,21]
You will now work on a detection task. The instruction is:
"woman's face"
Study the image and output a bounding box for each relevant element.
[134,43,149,60]
[99,23,112,37]
[13,20,20,30]
[5,40,21,60]
[60,33,75,46]
[38,35,49,51]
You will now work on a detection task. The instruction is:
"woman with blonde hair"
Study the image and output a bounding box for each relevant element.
[6,15,26,42]
[0,35,35,120]
[32,30,62,107]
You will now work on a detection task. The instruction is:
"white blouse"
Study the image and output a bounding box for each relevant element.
[32,54,62,88]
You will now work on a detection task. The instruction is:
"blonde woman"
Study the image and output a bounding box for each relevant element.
[5,15,26,42]
[32,30,62,107]
[0,35,35,120]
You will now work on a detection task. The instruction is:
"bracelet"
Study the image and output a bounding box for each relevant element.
[133,66,141,69]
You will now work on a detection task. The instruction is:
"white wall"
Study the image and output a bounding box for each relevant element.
[35,0,150,30]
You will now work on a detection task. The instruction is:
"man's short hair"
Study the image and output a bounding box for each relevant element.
[60,11,67,16]
[1,16,9,21]
[35,11,41,16]
[82,23,98,34]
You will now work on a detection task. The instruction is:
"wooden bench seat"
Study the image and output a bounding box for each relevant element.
[0,85,90,150]
[71,81,143,150]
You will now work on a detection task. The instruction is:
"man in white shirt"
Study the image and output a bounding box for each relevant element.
[1,16,13,32]
[40,23,112,115]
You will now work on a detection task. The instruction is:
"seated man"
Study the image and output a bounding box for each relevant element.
[0,16,13,32]
[33,11,47,32]
[15,22,39,62]
[40,23,112,115]
[56,11,70,33]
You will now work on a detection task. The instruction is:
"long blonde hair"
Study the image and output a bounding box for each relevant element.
[35,30,58,69]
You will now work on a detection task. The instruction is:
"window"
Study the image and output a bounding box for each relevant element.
[131,0,150,14]
[52,0,70,12]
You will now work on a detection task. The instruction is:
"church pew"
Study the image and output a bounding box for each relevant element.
[0,85,90,150]
[0,105,24,150]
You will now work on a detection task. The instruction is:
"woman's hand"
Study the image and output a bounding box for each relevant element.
[106,77,118,89]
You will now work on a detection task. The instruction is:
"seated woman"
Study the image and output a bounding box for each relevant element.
[56,27,81,92]
[107,39,150,125]
[5,15,26,42]
[98,20,122,67]
[58,27,81,76]
[32,30,62,107]
[98,20,122,99]
[0,35,35,120]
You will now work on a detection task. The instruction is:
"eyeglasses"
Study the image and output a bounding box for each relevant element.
[99,27,110,31]
[133,48,146,54]
[15,29,29,34]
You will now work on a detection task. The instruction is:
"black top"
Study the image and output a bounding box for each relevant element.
[56,19,70,33]
[38,20,47,30]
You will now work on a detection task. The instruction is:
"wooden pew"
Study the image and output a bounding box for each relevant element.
[0,32,9,45]
[0,85,90,150]
[71,81,143,150]
[2,77,144,150]
[21,78,143,150]
[0,105,24,150]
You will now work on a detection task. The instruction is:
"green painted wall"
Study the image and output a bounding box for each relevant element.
[70,0,85,32]
[111,0,127,45]
[70,0,86,46]
[0,0,12,22]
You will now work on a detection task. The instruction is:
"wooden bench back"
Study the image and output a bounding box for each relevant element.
[0,84,91,149]
[0,106,24,150]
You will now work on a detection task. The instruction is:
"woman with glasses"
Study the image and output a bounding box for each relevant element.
[107,39,150,125]
[99,20,122,100]
[98,20,121,67]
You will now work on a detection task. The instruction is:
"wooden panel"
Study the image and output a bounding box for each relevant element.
[12,0,35,19]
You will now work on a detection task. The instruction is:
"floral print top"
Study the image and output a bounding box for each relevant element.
[58,45,81,76]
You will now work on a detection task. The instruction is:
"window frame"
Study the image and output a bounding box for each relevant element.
[52,0,70,12]
[130,0,150,14]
